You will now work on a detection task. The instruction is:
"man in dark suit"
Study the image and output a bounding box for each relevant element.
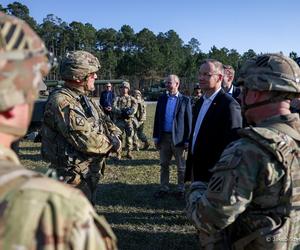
[222,64,241,101]
[185,59,242,183]
[153,74,192,199]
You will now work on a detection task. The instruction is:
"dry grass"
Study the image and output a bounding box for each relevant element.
[19,103,198,250]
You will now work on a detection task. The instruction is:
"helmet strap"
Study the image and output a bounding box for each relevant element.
[243,95,288,112]
[0,124,27,137]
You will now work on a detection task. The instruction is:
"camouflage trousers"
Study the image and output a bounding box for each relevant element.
[133,123,148,148]
[115,119,134,151]
[50,159,105,203]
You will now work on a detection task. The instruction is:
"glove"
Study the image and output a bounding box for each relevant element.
[109,134,122,153]
[190,181,207,192]
[186,181,207,221]
[126,107,134,115]
[121,107,133,119]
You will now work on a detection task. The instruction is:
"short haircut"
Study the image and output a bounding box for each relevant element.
[223,64,235,75]
[167,74,180,85]
[200,59,224,75]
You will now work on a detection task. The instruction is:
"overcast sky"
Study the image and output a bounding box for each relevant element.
[2,0,300,55]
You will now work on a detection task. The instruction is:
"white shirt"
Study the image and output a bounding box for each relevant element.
[191,88,222,154]
[227,84,234,95]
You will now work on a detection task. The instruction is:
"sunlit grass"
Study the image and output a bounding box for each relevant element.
[19,103,198,250]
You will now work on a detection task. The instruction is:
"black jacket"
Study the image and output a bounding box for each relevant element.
[185,89,242,182]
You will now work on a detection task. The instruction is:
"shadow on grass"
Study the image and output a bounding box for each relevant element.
[113,228,198,250]
[107,158,160,167]
[96,183,186,210]
[100,210,188,226]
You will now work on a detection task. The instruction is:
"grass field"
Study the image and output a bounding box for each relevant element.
[19,103,198,250]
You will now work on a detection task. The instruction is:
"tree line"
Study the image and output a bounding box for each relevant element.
[1,1,299,91]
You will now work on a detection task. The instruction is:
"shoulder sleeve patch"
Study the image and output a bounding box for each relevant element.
[69,109,89,132]
[208,175,224,193]
[75,117,85,127]
[211,145,243,172]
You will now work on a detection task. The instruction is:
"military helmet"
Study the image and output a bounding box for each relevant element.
[121,81,130,89]
[134,90,141,96]
[295,57,300,67]
[237,53,300,94]
[0,12,51,111]
[60,50,100,81]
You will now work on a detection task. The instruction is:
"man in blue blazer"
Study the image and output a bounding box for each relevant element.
[185,59,242,183]
[153,74,192,199]
[100,82,115,118]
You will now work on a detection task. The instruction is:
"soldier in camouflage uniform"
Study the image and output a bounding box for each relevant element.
[132,90,150,151]
[0,12,117,249]
[190,83,202,107]
[186,53,300,249]
[113,81,138,159]
[41,51,122,202]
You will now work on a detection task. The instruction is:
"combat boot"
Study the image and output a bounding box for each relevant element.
[143,141,150,150]
[126,151,134,159]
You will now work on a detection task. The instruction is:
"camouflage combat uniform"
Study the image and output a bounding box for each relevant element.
[0,12,117,250]
[133,91,149,150]
[186,54,300,249]
[191,83,202,107]
[42,85,121,201]
[0,144,117,249]
[113,90,138,155]
[190,95,201,107]
[187,114,300,249]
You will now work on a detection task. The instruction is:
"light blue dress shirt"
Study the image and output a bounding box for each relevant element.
[163,92,179,132]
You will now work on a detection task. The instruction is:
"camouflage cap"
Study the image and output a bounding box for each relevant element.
[134,90,141,96]
[60,50,100,81]
[121,81,130,89]
[0,12,51,111]
[237,53,300,94]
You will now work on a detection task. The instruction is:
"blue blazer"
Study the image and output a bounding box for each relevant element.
[153,92,192,147]
[100,90,115,108]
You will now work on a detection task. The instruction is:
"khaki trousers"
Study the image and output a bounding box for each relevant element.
[159,133,186,192]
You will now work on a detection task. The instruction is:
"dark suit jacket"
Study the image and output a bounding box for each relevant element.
[223,85,241,103]
[185,89,242,182]
[231,85,241,101]
[153,92,192,147]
